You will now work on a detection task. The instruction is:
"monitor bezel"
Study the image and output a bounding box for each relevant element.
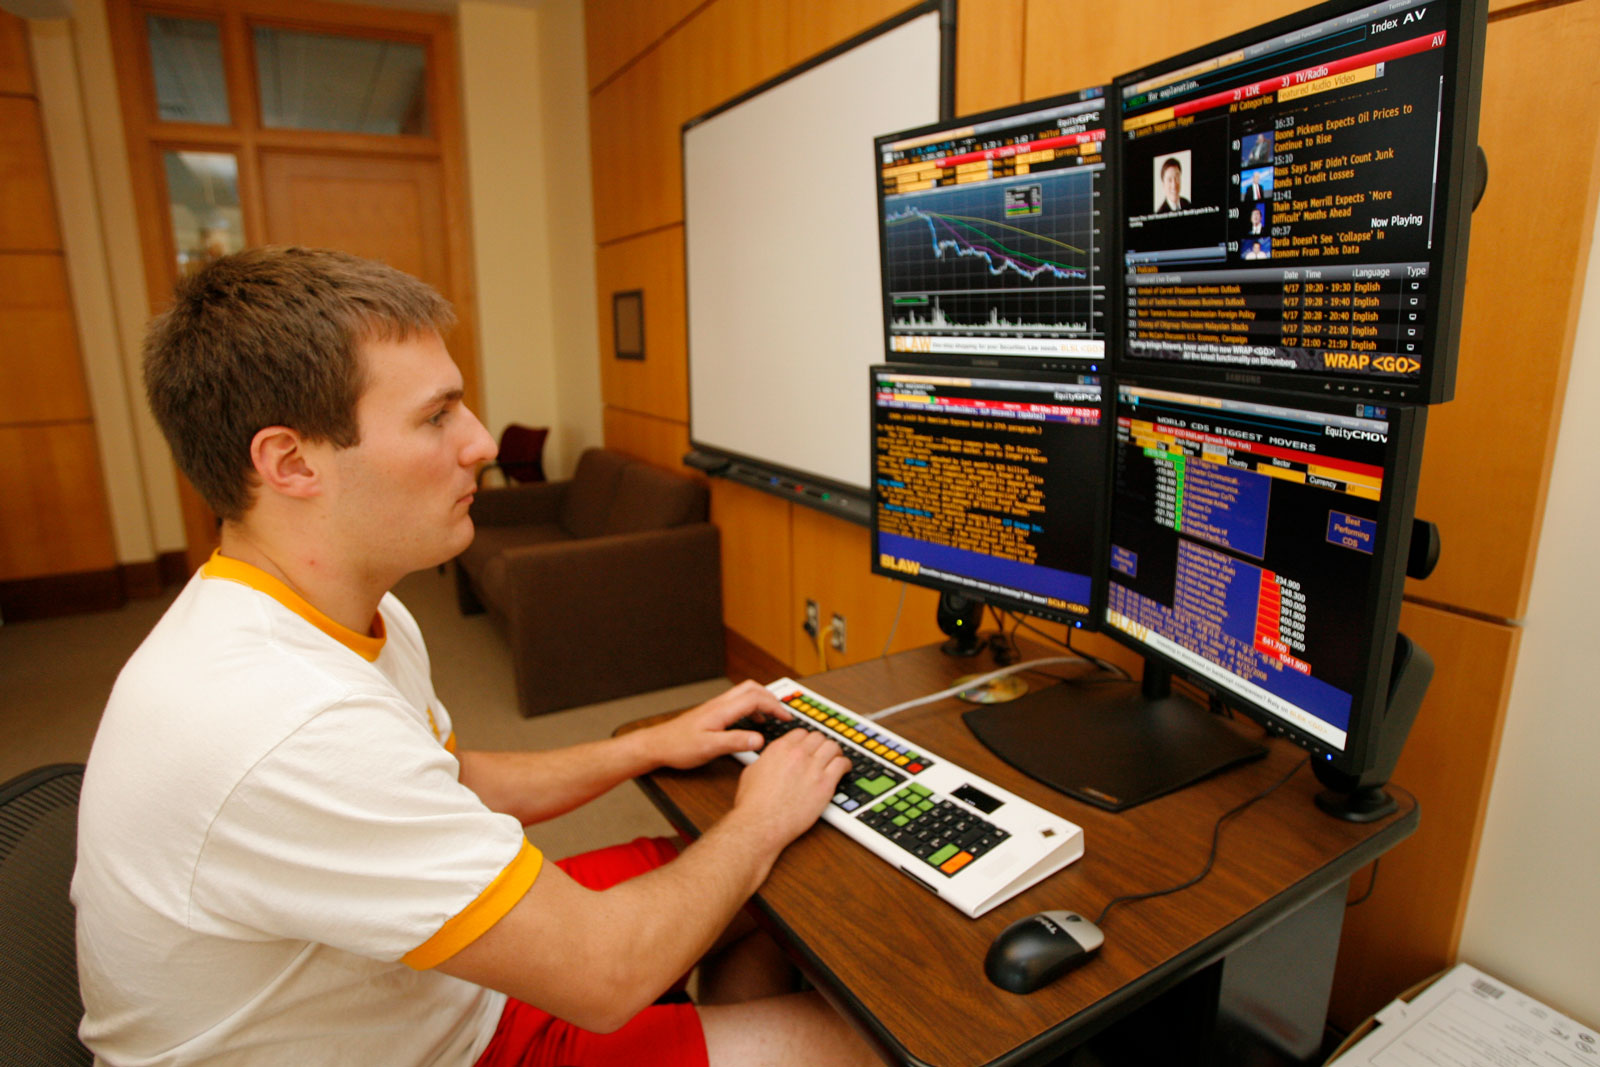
[1111,0,1487,404]
[1099,374,1427,777]
[872,87,1119,375]
[869,363,1110,630]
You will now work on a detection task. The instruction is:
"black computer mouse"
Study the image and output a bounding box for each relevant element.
[984,910,1104,993]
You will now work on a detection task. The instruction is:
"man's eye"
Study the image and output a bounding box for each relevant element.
[428,410,448,426]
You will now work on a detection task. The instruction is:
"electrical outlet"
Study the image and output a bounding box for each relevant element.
[804,599,819,636]
[829,613,846,653]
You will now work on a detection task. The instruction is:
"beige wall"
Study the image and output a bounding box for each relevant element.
[1458,200,1600,1024]
[458,0,602,481]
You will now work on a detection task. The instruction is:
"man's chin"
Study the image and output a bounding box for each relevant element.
[415,519,476,574]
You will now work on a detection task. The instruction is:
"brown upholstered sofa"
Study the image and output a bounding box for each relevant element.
[454,448,725,717]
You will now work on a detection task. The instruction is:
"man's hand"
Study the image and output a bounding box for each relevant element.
[647,680,793,771]
[728,728,852,847]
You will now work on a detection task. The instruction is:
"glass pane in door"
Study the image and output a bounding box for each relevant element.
[163,151,244,277]
[146,16,230,124]
[254,26,428,135]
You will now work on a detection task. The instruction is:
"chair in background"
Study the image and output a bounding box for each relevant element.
[0,763,92,1065]
[455,448,724,717]
[479,424,549,488]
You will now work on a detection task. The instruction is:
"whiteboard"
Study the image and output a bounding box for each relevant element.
[684,6,949,496]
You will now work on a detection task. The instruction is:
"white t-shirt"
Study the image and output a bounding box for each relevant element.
[72,554,542,1066]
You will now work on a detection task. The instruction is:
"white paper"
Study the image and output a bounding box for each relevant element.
[1329,963,1598,1067]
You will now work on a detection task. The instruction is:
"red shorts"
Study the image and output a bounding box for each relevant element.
[471,836,708,1067]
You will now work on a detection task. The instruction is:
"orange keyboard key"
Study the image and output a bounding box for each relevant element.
[940,851,974,875]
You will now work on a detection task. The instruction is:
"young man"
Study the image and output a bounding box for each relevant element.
[72,247,866,1066]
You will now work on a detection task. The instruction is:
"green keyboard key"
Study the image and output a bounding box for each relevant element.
[928,844,959,866]
[856,775,897,796]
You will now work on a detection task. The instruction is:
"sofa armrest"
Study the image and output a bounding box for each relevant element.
[469,479,568,528]
[493,524,725,715]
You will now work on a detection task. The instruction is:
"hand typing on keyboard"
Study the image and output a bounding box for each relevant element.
[731,728,853,847]
[646,680,797,770]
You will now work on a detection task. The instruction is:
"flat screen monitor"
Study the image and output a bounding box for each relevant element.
[874,88,1112,371]
[870,366,1107,626]
[1115,0,1486,402]
[1102,379,1425,783]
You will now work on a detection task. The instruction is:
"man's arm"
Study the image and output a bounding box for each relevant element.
[456,680,788,825]
[434,727,851,1032]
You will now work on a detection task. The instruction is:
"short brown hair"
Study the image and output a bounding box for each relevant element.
[143,247,455,520]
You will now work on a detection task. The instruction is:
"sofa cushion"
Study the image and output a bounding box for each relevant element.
[461,522,568,606]
[602,463,708,534]
[559,449,630,538]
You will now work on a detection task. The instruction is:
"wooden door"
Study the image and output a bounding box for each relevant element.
[259,151,477,405]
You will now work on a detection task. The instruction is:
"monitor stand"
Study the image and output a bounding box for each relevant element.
[963,659,1266,812]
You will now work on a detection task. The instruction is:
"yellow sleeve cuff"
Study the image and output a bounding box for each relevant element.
[402,839,543,970]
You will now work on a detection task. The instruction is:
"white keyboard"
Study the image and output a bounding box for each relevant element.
[732,678,1084,918]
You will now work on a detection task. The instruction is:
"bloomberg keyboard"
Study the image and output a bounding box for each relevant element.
[732,678,1084,918]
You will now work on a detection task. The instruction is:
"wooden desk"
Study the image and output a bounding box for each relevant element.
[626,644,1418,1066]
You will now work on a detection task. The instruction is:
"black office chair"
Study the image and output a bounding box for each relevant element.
[0,763,92,1065]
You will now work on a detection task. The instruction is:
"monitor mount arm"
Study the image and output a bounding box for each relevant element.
[1313,632,1432,822]
[1313,516,1441,821]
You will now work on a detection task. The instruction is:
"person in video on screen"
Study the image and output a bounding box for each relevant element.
[71,246,870,1067]
[1156,155,1192,212]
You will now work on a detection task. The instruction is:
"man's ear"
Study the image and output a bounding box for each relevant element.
[250,426,322,500]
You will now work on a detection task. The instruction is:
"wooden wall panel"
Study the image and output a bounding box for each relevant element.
[955,0,1023,115]
[1329,602,1520,1028]
[588,0,789,245]
[0,97,63,252]
[0,12,31,95]
[0,253,91,424]
[672,0,787,124]
[1023,0,1304,97]
[588,42,681,243]
[784,0,913,69]
[711,478,794,666]
[1406,1,1600,621]
[0,423,117,580]
[584,0,701,91]
[601,405,692,475]
[0,17,119,592]
[596,225,688,421]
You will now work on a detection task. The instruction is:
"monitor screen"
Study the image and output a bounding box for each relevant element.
[1116,0,1485,402]
[874,88,1112,370]
[1103,380,1423,766]
[871,366,1107,625]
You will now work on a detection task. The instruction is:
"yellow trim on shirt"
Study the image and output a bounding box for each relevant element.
[443,732,457,754]
[201,551,386,662]
[402,839,543,970]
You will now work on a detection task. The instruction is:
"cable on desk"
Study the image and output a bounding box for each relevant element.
[1005,612,1132,682]
[880,582,907,659]
[1092,758,1306,929]
[868,613,1137,721]
[867,656,1084,721]
[987,605,1020,665]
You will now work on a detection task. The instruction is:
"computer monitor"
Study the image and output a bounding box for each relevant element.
[1115,0,1486,402]
[870,366,1107,628]
[874,87,1113,371]
[966,378,1427,816]
[1111,380,1426,800]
